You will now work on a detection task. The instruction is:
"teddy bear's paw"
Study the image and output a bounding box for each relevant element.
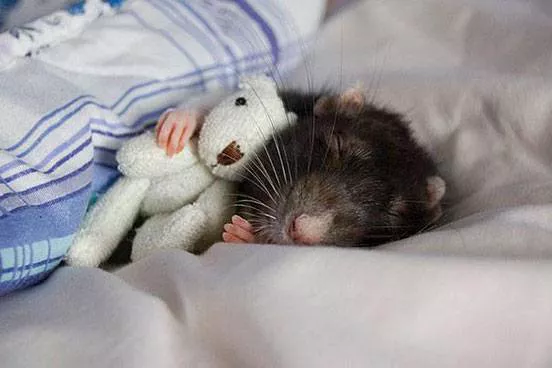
[65,234,110,267]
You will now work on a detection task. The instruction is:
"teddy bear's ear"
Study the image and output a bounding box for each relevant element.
[238,75,278,95]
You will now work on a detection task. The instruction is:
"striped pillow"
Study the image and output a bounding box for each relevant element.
[0,0,325,295]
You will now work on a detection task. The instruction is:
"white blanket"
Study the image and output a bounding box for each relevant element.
[3,0,552,366]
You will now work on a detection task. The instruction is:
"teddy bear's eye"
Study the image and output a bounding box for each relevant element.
[235,97,247,106]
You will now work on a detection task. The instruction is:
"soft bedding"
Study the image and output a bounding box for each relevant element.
[0,0,325,295]
[3,0,552,366]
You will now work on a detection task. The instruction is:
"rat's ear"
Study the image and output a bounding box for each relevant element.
[338,87,365,114]
[426,176,446,209]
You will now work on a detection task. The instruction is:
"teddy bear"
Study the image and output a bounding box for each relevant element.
[65,75,297,267]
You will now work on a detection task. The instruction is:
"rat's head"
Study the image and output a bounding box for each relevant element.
[198,75,296,181]
[237,88,446,247]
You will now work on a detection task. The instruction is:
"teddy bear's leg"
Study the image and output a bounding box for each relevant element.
[192,179,237,253]
[140,163,215,216]
[65,177,150,267]
[131,179,236,260]
[131,204,208,262]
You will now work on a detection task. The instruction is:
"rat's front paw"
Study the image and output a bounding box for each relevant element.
[155,109,201,157]
[222,215,256,243]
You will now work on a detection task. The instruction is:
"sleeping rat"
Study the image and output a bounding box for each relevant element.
[156,86,445,247]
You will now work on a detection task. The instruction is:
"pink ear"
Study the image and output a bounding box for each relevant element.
[338,87,365,113]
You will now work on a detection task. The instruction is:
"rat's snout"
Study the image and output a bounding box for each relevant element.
[288,212,334,245]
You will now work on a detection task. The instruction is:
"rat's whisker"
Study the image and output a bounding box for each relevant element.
[248,151,283,201]
[233,203,277,220]
[321,23,345,173]
[227,160,279,205]
[218,151,275,201]
[249,77,295,187]
[235,198,276,214]
[240,96,284,191]
[247,86,292,190]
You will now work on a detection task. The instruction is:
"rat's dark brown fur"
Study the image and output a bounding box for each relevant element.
[236,89,444,247]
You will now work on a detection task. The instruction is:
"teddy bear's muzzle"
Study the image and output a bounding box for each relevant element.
[217,141,243,166]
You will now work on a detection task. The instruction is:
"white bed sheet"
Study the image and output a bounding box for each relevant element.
[3,0,552,366]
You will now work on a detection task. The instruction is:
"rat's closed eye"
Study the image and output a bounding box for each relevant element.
[235,97,247,106]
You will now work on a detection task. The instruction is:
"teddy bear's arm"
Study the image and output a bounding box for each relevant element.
[156,89,231,156]
[65,177,150,267]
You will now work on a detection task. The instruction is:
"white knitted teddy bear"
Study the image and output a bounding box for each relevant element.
[65,75,297,267]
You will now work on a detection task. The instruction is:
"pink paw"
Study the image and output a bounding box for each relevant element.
[155,109,201,156]
[222,215,256,244]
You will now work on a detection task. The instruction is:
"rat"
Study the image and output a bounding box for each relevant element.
[155,86,446,247]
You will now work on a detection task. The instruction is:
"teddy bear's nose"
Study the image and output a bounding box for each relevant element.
[217,141,243,166]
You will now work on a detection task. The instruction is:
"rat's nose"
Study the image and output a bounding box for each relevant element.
[289,213,332,245]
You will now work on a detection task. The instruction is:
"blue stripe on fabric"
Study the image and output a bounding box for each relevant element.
[0,271,55,296]
[0,0,304,296]
[3,126,90,183]
[117,82,200,115]
[0,50,287,214]
[1,52,274,174]
[0,233,70,295]
[0,68,246,186]
[16,102,104,159]
[1,106,168,185]
[149,0,228,87]
[4,95,93,152]
[11,243,18,285]
[178,0,239,86]
[125,9,207,91]
[91,124,156,139]
[0,160,92,203]
[94,146,118,155]
[231,0,279,64]
[2,101,168,177]
[0,271,53,296]
[91,106,170,131]
[0,188,88,294]
[112,66,213,115]
[92,163,120,194]
[1,255,64,275]
[0,184,91,240]
[0,176,30,206]
[2,77,211,177]
[9,137,91,183]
